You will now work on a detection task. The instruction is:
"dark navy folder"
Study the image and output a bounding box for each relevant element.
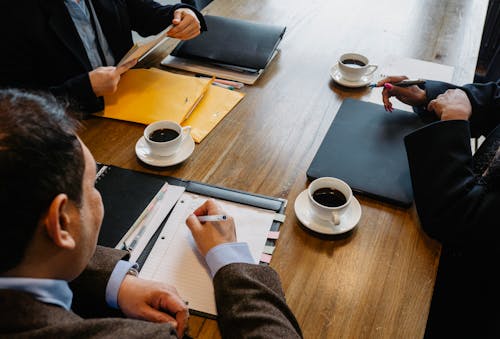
[170,15,286,71]
[306,99,427,208]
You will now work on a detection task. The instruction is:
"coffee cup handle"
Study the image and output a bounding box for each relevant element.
[365,65,378,76]
[331,211,340,226]
[180,125,191,141]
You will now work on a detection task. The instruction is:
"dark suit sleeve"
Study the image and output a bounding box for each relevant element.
[126,0,207,37]
[0,5,102,114]
[49,73,104,114]
[213,263,303,338]
[69,245,130,318]
[423,80,500,137]
[404,120,500,246]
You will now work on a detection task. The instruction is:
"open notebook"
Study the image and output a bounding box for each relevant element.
[139,191,277,317]
[95,165,286,318]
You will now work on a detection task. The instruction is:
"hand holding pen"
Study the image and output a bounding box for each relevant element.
[373,76,428,112]
[185,199,236,256]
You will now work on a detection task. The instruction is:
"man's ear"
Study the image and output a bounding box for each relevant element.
[43,194,76,250]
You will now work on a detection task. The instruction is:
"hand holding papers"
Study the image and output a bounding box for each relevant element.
[117,25,173,66]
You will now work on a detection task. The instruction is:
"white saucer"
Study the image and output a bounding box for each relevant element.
[135,135,195,167]
[329,64,372,88]
[294,189,362,235]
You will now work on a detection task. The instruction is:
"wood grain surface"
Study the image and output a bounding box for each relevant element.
[80,0,488,338]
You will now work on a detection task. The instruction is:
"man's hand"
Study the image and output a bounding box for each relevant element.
[118,275,189,337]
[427,88,472,121]
[168,8,201,40]
[88,58,136,97]
[377,75,427,112]
[186,199,236,256]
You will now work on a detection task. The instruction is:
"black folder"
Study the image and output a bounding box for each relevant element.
[95,164,285,266]
[306,99,427,208]
[170,15,286,72]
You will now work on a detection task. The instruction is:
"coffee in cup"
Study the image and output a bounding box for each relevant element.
[338,53,378,82]
[307,177,352,225]
[144,120,191,157]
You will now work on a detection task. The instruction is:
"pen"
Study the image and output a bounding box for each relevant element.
[392,79,426,87]
[211,82,235,90]
[368,79,426,88]
[197,215,228,222]
[196,75,245,89]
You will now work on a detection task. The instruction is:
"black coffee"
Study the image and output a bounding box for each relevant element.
[149,128,179,142]
[312,187,347,207]
[342,59,366,68]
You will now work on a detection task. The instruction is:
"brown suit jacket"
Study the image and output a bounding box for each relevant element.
[0,246,302,338]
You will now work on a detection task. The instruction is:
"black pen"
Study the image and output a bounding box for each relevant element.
[368,79,426,88]
[392,79,426,87]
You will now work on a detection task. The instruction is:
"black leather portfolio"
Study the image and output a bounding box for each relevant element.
[306,99,427,208]
[170,15,286,71]
[95,164,285,263]
[95,164,286,318]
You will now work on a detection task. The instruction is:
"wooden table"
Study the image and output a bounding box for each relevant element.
[80,0,488,337]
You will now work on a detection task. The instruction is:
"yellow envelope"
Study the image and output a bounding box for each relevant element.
[182,84,245,143]
[97,68,210,125]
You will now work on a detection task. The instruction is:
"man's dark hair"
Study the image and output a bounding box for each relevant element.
[0,89,84,273]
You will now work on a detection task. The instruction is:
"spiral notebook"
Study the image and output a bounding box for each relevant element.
[95,164,286,317]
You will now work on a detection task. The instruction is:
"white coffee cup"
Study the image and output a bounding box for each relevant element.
[307,177,352,226]
[338,53,378,82]
[144,120,191,157]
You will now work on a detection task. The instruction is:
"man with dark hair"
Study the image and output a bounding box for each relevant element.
[0,1,207,114]
[0,89,302,338]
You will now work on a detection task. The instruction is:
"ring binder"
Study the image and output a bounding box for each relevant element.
[94,164,287,317]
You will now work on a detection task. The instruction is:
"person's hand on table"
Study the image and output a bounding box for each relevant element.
[185,199,236,256]
[118,275,189,337]
[89,58,137,97]
[167,8,201,40]
[427,88,472,121]
[377,75,427,112]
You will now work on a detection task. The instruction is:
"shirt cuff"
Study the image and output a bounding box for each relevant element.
[205,242,254,278]
[105,260,138,309]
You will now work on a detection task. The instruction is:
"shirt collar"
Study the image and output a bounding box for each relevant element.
[0,277,73,310]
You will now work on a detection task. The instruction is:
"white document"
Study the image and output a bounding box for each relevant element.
[118,25,173,66]
[139,192,276,316]
[364,57,454,112]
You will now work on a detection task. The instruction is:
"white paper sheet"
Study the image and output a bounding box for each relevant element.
[139,192,276,316]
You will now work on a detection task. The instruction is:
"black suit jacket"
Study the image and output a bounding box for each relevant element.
[404,80,500,338]
[0,0,206,114]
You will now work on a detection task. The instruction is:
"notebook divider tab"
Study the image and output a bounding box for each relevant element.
[125,184,186,263]
[95,164,111,183]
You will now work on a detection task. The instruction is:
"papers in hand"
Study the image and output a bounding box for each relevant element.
[117,25,173,66]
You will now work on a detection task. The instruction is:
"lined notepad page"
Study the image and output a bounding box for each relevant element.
[139,192,276,316]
